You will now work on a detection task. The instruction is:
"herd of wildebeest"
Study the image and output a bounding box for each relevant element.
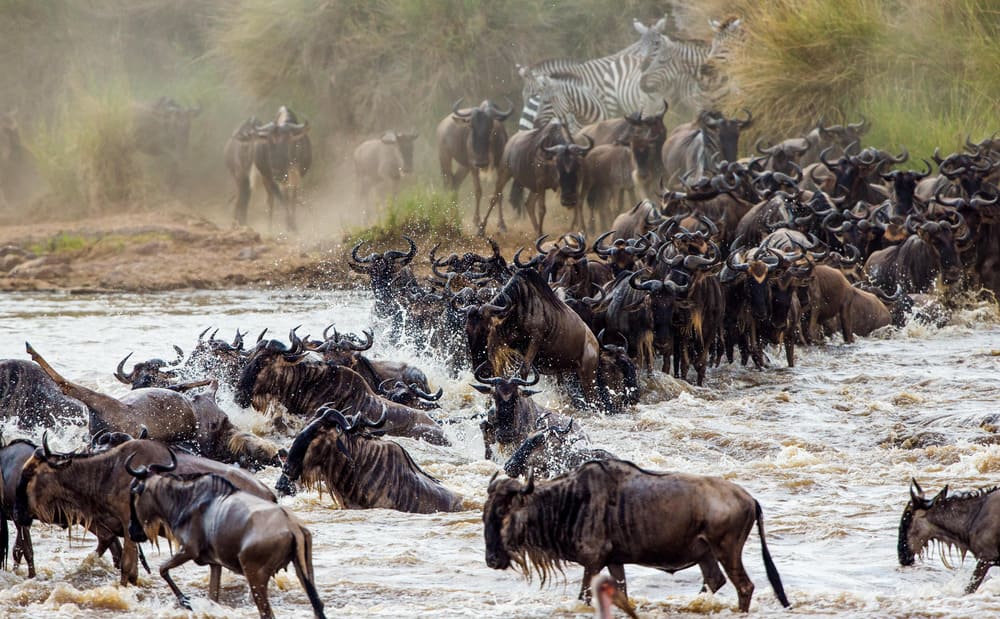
[2,15,1000,619]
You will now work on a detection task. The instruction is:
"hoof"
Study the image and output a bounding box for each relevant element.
[178,596,193,611]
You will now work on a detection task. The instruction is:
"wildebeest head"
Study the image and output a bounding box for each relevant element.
[233,328,310,408]
[452,99,512,168]
[727,247,786,321]
[275,405,387,497]
[378,379,443,410]
[543,133,594,207]
[703,109,752,164]
[124,447,179,542]
[13,433,72,526]
[815,117,869,156]
[628,268,689,347]
[908,215,966,285]
[381,130,419,174]
[348,236,418,298]
[897,478,959,567]
[133,96,201,156]
[472,363,541,445]
[114,346,185,389]
[483,472,534,569]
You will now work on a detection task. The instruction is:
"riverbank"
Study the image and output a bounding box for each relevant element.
[0,206,540,293]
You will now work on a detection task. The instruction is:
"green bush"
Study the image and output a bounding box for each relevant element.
[347,186,463,246]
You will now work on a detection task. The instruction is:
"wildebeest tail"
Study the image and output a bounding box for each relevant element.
[291,525,326,619]
[509,180,525,214]
[755,500,790,608]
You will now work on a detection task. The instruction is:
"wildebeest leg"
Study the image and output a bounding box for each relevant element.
[121,538,140,585]
[524,191,540,235]
[209,564,222,602]
[578,565,598,601]
[608,563,628,596]
[966,559,996,594]
[785,335,795,367]
[247,566,276,619]
[537,191,547,236]
[234,174,251,226]
[839,303,855,344]
[159,551,196,610]
[714,539,755,612]
[698,556,726,593]
[520,339,541,378]
[480,167,509,236]
[471,168,483,229]
[14,524,35,578]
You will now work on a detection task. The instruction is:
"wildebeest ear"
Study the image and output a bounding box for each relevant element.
[520,470,535,495]
[520,389,540,397]
[470,384,493,395]
[138,425,149,440]
[910,478,924,502]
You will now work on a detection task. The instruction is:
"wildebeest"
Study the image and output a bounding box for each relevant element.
[502,422,615,479]
[234,336,449,445]
[26,343,282,469]
[0,359,89,427]
[863,217,967,294]
[113,346,185,389]
[275,405,462,513]
[483,121,594,235]
[471,363,579,460]
[1,438,35,576]
[132,96,200,185]
[224,106,311,231]
[437,99,512,230]
[478,268,603,408]
[483,459,789,611]
[661,109,752,188]
[312,326,432,394]
[579,142,637,233]
[353,130,419,204]
[809,265,895,342]
[898,479,1000,594]
[127,451,325,618]
[611,199,664,240]
[14,437,275,586]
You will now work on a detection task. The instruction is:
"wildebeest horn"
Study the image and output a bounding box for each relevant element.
[198,326,211,341]
[737,108,753,127]
[346,405,389,433]
[170,345,185,364]
[348,330,374,351]
[385,236,417,264]
[138,425,149,440]
[90,429,110,449]
[256,328,268,343]
[288,326,304,352]
[629,270,663,293]
[510,366,540,387]
[322,323,337,340]
[124,452,149,479]
[315,404,353,431]
[848,116,869,132]
[473,361,503,386]
[755,138,776,155]
[887,147,909,164]
[115,353,136,384]
[488,97,514,121]
[593,230,616,257]
[819,146,838,170]
[513,247,543,269]
[151,448,178,474]
[351,240,374,264]
[231,330,245,351]
[412,384,444,401]
[520,471,535,495]
[451,98,471,119]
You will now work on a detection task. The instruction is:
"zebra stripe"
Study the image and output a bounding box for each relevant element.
[519,95,540,131]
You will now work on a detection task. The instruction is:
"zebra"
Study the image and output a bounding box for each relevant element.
[517,70,609,133]
[518,17,668,130]
[639,17,743,113]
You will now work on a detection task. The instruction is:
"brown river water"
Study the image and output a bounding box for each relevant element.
[0,289,998,618]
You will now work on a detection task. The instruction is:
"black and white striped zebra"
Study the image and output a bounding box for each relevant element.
[639,17,743,113]
[517,70,608,133]
[518,17,668,129]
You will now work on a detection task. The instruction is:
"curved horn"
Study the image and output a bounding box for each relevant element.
[510,366,541,387]
[149,448,178,474]
[115,353,135,384]
[351,240,374,264]
[451,98,471,119]
[593,230,616,257]
[513,247,543,269]
[411,385,444,401]
[124,452,149,479]
[473,361,503,386]
[348,330,374,352]
[488,97,514,121]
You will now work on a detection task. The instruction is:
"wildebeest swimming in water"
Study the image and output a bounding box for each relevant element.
[899,478,1000,594]
[483,459,790,612]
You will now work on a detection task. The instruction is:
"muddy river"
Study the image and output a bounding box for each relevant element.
[0,289,998,618]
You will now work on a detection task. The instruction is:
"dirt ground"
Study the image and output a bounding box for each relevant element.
[0,199,564,293]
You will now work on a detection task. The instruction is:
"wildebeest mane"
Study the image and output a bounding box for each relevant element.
[497,268,563,309]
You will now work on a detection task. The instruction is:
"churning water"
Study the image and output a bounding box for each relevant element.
[0,289,998,618]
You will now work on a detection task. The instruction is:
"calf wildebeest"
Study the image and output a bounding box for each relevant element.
[0,359,89,427]
[578,106,668,198]
[276,405,462,513]
[898,479,1000,594]
[483,121,593,235]
[224,106,311,231]
[127,451,325,618]
[437,99,512,229]
[26,343,281,469]
[809,265,895,343]
[353,130,419,204]
[484,459,790,612]
[234,336,449,445]
[471,363,579,460]
[14,437,275,586]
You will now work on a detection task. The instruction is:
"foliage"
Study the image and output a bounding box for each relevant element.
[347,186,463,246]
